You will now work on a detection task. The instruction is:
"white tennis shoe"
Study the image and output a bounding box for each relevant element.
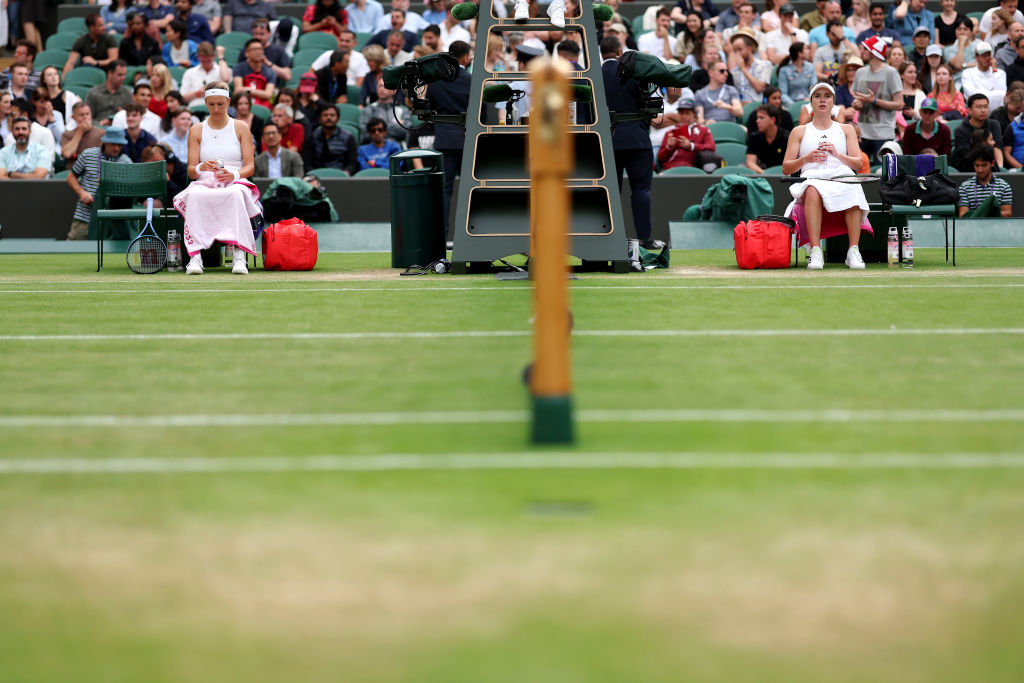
[231,249,249,275]
[807,245,824,270]
[514,0,529,20]
[547,0,566,27]
[845,245,865,269]
[185,253,204,275]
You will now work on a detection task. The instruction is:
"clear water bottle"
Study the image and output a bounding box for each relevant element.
[887,226,898,268]
[223,243,234,263]
[902,226,914,268]
[166,230,183,271]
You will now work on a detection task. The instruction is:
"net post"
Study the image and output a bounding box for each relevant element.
[528,60,575,445]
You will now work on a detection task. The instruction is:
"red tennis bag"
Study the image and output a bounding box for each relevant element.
[262,218,318,271]
[734,215,794,270]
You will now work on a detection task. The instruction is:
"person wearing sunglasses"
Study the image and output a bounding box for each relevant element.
[694,59,744,123]
[357,117,401,170]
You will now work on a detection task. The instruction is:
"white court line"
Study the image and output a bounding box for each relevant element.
[1,408,1021,428]
[1,452,1022,474]
[2,328,1024,342]
[3,283,1024,294]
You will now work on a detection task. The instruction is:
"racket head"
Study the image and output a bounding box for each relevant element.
[779,174,880,184]
[126,198,167,274]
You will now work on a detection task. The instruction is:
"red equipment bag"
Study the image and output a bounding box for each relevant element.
[734,215,794,270]
[262,218,318,271]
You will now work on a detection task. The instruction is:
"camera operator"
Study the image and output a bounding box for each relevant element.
[424,40,471,237]
[601,35,657,270]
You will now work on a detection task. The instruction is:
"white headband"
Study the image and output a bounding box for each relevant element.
[809,82,835,97]
[204,88,230,100]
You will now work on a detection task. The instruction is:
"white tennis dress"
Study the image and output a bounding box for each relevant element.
[173,118,261,257]
[787,119,869,214]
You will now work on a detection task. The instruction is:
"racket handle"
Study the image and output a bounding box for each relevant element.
[146,198,153,224]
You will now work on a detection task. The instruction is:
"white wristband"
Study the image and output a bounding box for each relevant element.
[230,169,240,182]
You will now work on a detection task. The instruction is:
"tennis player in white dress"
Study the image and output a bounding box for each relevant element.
[782,82,871,270]
[174,81,261,275]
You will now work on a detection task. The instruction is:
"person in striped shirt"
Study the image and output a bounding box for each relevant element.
[65,127,132,240]
[957,145,1013,217]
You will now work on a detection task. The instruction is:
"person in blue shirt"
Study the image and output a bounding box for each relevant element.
[856,2,902,46]
[358,117,401,169]
[174,0,215,45]
[888,0,935,47]
[101,0,133,35]
[778,42,816,104]
[807,1,857,46]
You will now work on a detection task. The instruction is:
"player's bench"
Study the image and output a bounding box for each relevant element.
[668,218,1024,254]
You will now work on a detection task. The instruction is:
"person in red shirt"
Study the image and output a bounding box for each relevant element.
[268,103,305,154]
[657,96,722,172]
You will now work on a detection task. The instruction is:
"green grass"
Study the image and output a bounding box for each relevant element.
[1,250,1023,681]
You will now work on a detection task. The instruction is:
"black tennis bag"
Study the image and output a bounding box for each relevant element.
[879,170,959,206]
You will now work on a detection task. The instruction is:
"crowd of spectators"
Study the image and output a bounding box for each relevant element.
[637,0,1024,188]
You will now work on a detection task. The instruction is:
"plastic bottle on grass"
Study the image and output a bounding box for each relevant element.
[887,227,898,268]
[167,230,182,271]
[902,226,914,268]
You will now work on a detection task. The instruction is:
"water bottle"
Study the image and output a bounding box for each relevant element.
[902,226,914,268]
[224,243,234,263]
[166,230,183,271]
[887,227,898,268]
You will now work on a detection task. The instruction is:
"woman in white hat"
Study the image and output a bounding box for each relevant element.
[782,81,872,270]
[173,82,261,275]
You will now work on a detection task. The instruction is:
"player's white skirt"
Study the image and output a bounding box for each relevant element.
[785,169,870,216]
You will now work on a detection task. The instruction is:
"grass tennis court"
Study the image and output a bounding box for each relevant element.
[2,249,1024,682]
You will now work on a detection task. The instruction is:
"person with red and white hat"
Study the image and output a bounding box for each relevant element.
[851,34,902,161]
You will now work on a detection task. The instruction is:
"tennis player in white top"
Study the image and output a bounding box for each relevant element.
[782,82,871,269]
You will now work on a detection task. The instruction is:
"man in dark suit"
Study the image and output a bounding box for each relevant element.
[255,123,305,178]
[601,35,656,269]
[424,40,472,237]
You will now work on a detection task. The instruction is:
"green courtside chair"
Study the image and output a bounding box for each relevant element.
[711,165,757,175]
[708,121,748,144]
[92,161,172,271]
[872,154,957,264]
[660,165,707,175]
[715,141,749,167]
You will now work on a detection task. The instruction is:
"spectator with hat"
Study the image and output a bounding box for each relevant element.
[888,0,936,48]
[856,2,901,46]
[901,97,951,155]
[908,25,933,68]
[730,29,771,102]
[64,126,131,240]
[764,5,808,66]
[962,42,1007,109]
[919,43,945,91]
[722,4,765,60]
[852,35,903,161]
[657,95,719,172]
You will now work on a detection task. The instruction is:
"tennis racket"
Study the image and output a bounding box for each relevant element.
[778,174,880,184]
[126,198,167,275]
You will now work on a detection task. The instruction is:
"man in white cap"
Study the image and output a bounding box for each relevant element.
[851,35,902,161]
[962,42,1007,109]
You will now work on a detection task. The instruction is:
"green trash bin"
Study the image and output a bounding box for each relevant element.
[389,149,446,268]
